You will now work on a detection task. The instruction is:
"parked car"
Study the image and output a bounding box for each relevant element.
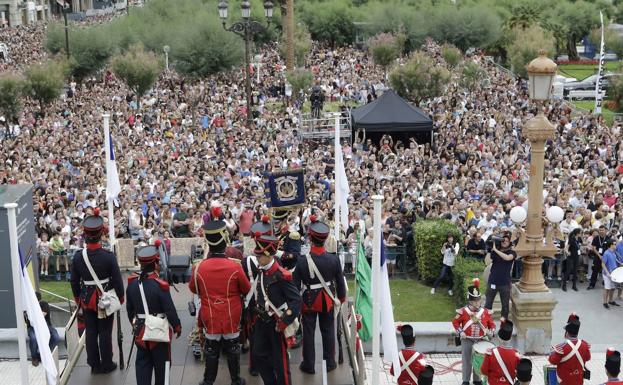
[563,73,619,92]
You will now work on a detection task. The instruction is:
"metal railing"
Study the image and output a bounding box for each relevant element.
[40,288,76,314]
[59,307,85,385]
[298,112,352,142]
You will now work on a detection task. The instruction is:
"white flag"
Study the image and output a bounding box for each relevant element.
[334,119,350,232]
[20,251,58,385]
[594,11,605,114]
[104,119,121,200]
[380,238,400,378]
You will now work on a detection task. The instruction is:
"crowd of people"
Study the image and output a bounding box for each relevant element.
[1,17,623,314]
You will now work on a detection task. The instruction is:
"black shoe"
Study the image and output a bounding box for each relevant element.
[91,367,101,374]
[326,362,337,372]
[562,284,567,292]
[99,362,117,374]
[249,368,259,377]
[299,363,315,374]
[572,284,578,291]
[587,285,594,290]
[604,303,610,309]
[474,381,483,385]
[609,301,621,307]
[462,383,469,385]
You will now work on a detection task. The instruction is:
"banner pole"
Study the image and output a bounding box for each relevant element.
[371,195,384,385]
[6,202,29,385]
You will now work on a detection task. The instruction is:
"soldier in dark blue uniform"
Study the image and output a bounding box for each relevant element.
[70,208,125,374]
[294,215,346,374]
[280,230,302,271]
[126,244,182,385]
[252,234,301,385]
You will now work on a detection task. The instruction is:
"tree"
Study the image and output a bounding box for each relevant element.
[548,1,600,60]
[68,27,115,80]
[112,44,162,108]
[368,32,399,72]
[22,60,66,114]
[300,2,356,47]
[286,69,313,104]
[0,73,23,125]
[507,25,555,78]
[426,5,502,51]
[441,44,462,68]
[589,25,623,60]
[460,61,488,91]
[280,23,312,68]
[389,51,451,106]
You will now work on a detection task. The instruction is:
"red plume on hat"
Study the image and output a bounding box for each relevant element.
[472,278,480,288]
[154,239,162,248]
[93,207,101,217]
[396,324,403,333]
[261,215,270,223]
[608,347,616,357]
[211,206,222,219]
[254,231,262,239]
[567,312,579,322]
[310,214,318,223]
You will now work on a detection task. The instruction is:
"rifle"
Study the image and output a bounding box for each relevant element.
[126,318,137,369]
[117,310,124,370]
[336,304,344,365]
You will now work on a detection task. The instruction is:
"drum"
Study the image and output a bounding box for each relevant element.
[611,267,623,285]
[472,341,495,383]
[543,364,558,385]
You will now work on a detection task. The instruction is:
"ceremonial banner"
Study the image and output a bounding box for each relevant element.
[595,11,605,114]
[264,169,306,209]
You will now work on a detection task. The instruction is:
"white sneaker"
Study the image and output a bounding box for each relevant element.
[448,290,453,296]
[430,288,435,295]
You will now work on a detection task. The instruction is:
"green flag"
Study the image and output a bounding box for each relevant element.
[355,237,373,342]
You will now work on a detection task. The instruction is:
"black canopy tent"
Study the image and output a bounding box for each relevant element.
[350,89,435,145]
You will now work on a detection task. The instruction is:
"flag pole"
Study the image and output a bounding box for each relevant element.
[5,202,29,385]
[334,113,341,257]
[371,195,383,384]
[103,113,116,251]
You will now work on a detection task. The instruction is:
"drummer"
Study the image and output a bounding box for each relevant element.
[481,319,521,385]
[602,241,620,309]
[390,324,427,385]
[452,278,496,385]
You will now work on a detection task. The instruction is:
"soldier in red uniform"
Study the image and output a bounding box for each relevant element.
[251,234,301,385]
[481,319,521,385]
[548,313,591,385]
[294,215,347,374]
[70,209,124,374]
[390,324,427,385]
[126,244,182,385]
[189,213,251,385]
[601,348,622,385]
[451,278,495,385]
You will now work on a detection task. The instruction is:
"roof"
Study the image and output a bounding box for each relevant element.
[350,89,434,133]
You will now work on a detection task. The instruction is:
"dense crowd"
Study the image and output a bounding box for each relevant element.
[1,21,623,306]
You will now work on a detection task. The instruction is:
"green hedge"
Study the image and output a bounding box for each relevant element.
[452,257,485,307]
[413,219,463,283]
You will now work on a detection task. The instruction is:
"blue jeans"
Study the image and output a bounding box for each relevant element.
[433,264,454,289]
[28,325,60,359]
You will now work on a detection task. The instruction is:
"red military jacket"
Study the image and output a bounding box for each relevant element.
[390,348,427,385]
[189,254,251,334]
[601,379,623,385]
[548,338,591,385]
[451,306,495,338]
[481,346,521,385]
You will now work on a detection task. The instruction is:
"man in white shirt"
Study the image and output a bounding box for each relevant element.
[560,210,580,237]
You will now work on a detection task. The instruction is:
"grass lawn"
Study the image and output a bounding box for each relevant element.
[558,61,621,80]
[570,100,618,125]
[347,279,456,322]
[39,280,74,303]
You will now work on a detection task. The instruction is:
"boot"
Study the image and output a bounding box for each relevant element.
[562,282,567,292]
[200,339,221,385]
[572,282,578,291]
[224,338,245,385]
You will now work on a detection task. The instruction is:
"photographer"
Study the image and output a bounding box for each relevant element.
[431,234,460,296]
[484,235,516,319]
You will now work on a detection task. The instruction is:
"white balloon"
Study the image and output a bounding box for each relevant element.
[510,206,528,224]
[546,206,564,224]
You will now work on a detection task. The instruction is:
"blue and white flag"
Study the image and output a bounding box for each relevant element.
[264,169,306,209]
[20,248,58,385]
[104,122,121,201]
[380,237,400,378]
[595,11,605,114]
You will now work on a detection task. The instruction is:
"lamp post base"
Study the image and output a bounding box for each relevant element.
[510,284,557,354]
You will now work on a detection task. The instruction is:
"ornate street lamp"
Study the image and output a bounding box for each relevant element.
[218,0,273,129]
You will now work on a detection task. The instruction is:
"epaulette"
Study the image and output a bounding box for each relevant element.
[127,273,140,284]
[154,278,170,291]
[456,308,464,315]
[228,257,242,265]
[485,348,493,355]
[552,343,565,354]
[277,265,293,281]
